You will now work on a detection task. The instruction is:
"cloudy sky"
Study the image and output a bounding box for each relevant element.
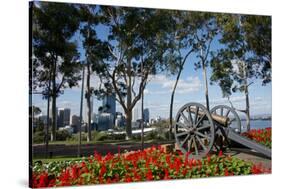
[32,60,272,119]
[32,11,272,119]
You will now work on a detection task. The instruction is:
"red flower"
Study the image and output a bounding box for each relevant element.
[100,164,107,177]
[146,169,153,180]
[224,168,229,176]
[164,168,170,180]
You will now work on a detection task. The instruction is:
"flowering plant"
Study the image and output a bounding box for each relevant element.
[32,146,270,188]
[242,128,271,148]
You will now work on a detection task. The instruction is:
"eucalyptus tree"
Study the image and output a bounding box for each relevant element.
[32,2,81,141]
[97,6,173,139]
[79,5,110,141]
[242,15,271,83]
[210,14,271,131]
[167,12,218,136]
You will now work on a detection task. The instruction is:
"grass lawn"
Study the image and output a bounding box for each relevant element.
[33,156,83,164]
[32,139,174,163]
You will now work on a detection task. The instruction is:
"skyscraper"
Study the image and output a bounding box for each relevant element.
[57,108,64,128]
[102,93,116,116]
[63,108,71,126]
[143,108,150,123]
[57,108,71,127]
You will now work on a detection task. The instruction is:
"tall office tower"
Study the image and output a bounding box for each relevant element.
[97,113,114,131]
[63,108,71,126]
[57,108,71,127]
[57,108,64,128]
[143,108,150,123]
[71,114,80,126]
[102,93,116,116]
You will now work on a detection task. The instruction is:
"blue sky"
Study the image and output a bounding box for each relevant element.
[32,14,272,120]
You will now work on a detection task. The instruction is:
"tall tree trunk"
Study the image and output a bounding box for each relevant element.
[125,110,132,140]
[243,61,250,131]
[169,64,183,140]
[141,83,144,150]
[126,60,132,140]
[245,88,250,131]
[202,49,210,111]
[45,76,51,157]
[51,62,57,141]
[86,63,92,142]
[244,77,250,131]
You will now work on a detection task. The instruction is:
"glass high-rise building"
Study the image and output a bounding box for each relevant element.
[57,108,71,127]
[102,93,116,116]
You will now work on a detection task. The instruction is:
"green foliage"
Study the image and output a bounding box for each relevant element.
[32,148,270,187]
[32,2,81,97]
[67,131,126,142]
[210,14,271,97]
[33,130,71,143]
[33,131,45,144]
[56,130,72,141]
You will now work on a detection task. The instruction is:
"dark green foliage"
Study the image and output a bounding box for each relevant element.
[32,2,81,96]
[56,130,72,141]
[210,14,271,97]
[33,131,45,144]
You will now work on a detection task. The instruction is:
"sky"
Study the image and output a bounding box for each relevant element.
[32,8,272,120]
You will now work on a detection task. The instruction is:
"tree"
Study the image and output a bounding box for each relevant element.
[242,15,271,84]
[31,106,41,128]
[243,16,271,64]
[210,14,271,131]
[167,12,218,136]
[79,5,110,141]
[32,2,81,141]
[97,7,173,139]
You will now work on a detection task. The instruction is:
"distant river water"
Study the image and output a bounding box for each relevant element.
[240,120,271,132]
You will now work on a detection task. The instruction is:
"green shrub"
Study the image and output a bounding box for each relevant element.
[56,130,72,141]
[33,131,45,144]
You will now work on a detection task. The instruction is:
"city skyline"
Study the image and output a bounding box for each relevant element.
[32,72,272,119]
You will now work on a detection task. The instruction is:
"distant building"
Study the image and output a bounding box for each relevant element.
[70,115,80,133]
[57,108,71,128]
[143,108,149,123]
[102,93,116,116]
[71,115,80,126]
[39,115,48,125]
[63,108,71,126]
[115,114,125,128]
[97,113,114,131]
[57,109,65,128]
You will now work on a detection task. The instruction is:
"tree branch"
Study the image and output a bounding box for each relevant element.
[111,68,128,112]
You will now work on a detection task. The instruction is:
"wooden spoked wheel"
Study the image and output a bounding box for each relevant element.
[210,105,241,152]
[210,105,241,133]
[174,103,215,159]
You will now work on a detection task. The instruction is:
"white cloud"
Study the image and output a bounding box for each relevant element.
[147,74,202,95]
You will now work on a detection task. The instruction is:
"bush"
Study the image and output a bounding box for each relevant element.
[33,131,45,144]
[67,132,88,141]
[56,130,72,141]
[92,131,126,141]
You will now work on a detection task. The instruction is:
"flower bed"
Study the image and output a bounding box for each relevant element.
[242,127,271,148]
[32,146,271,188]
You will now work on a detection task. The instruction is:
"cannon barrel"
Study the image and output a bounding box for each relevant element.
[190,108,229,126]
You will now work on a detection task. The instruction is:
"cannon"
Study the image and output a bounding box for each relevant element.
[174,102,271,159]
